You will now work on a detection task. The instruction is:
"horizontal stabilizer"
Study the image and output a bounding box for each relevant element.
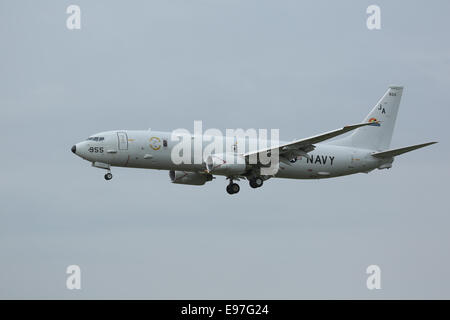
[371,142,437,158]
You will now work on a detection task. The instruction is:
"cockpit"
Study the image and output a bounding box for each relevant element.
[86,136,105,141]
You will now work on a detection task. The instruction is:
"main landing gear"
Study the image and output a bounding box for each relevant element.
[226,182,240,195]
[104,172,113,181]
[226,176,265,194]
[249,177,263,189]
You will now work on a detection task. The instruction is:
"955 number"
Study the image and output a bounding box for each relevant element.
[88,147,104,153]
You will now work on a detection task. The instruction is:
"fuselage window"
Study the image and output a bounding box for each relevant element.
[87,137,104,141]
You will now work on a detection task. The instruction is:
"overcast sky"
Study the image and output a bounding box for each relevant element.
[1,0,449,299]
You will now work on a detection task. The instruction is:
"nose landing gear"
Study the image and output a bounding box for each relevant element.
[91,162,113,181]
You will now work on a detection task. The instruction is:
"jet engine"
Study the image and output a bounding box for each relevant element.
[169,170,213,185]
[205,153,247,175]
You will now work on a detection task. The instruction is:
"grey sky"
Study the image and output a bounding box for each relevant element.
[0,0,449,299]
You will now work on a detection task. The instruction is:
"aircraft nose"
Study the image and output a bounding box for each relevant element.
[71,145,76,154]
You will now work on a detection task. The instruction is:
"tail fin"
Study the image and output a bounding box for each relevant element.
[335,86,403,151]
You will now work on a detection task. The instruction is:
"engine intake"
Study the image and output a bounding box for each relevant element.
[169,170,213,185]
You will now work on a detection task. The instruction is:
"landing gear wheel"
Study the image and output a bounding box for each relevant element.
[104,172,113,180]
[226,183,240,195]
[249,177,263,188]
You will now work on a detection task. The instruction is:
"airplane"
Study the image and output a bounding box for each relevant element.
[71,86,437,195]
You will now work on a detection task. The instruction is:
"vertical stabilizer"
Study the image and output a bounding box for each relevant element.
[335,86,403,151]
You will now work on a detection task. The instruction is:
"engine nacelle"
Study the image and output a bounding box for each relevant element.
[169,170,213,185]
[206,153,247,175]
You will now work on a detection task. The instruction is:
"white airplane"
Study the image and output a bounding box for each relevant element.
[71,86,436,194]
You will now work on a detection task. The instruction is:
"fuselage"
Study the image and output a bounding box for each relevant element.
[72,130,391,179]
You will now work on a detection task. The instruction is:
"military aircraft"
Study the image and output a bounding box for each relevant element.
[71,86,436,194]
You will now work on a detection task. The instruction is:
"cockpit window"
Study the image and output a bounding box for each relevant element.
[86,137,104,141]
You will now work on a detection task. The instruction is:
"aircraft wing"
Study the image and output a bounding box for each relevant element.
[244,122,378,163]
[371,142,437,158]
